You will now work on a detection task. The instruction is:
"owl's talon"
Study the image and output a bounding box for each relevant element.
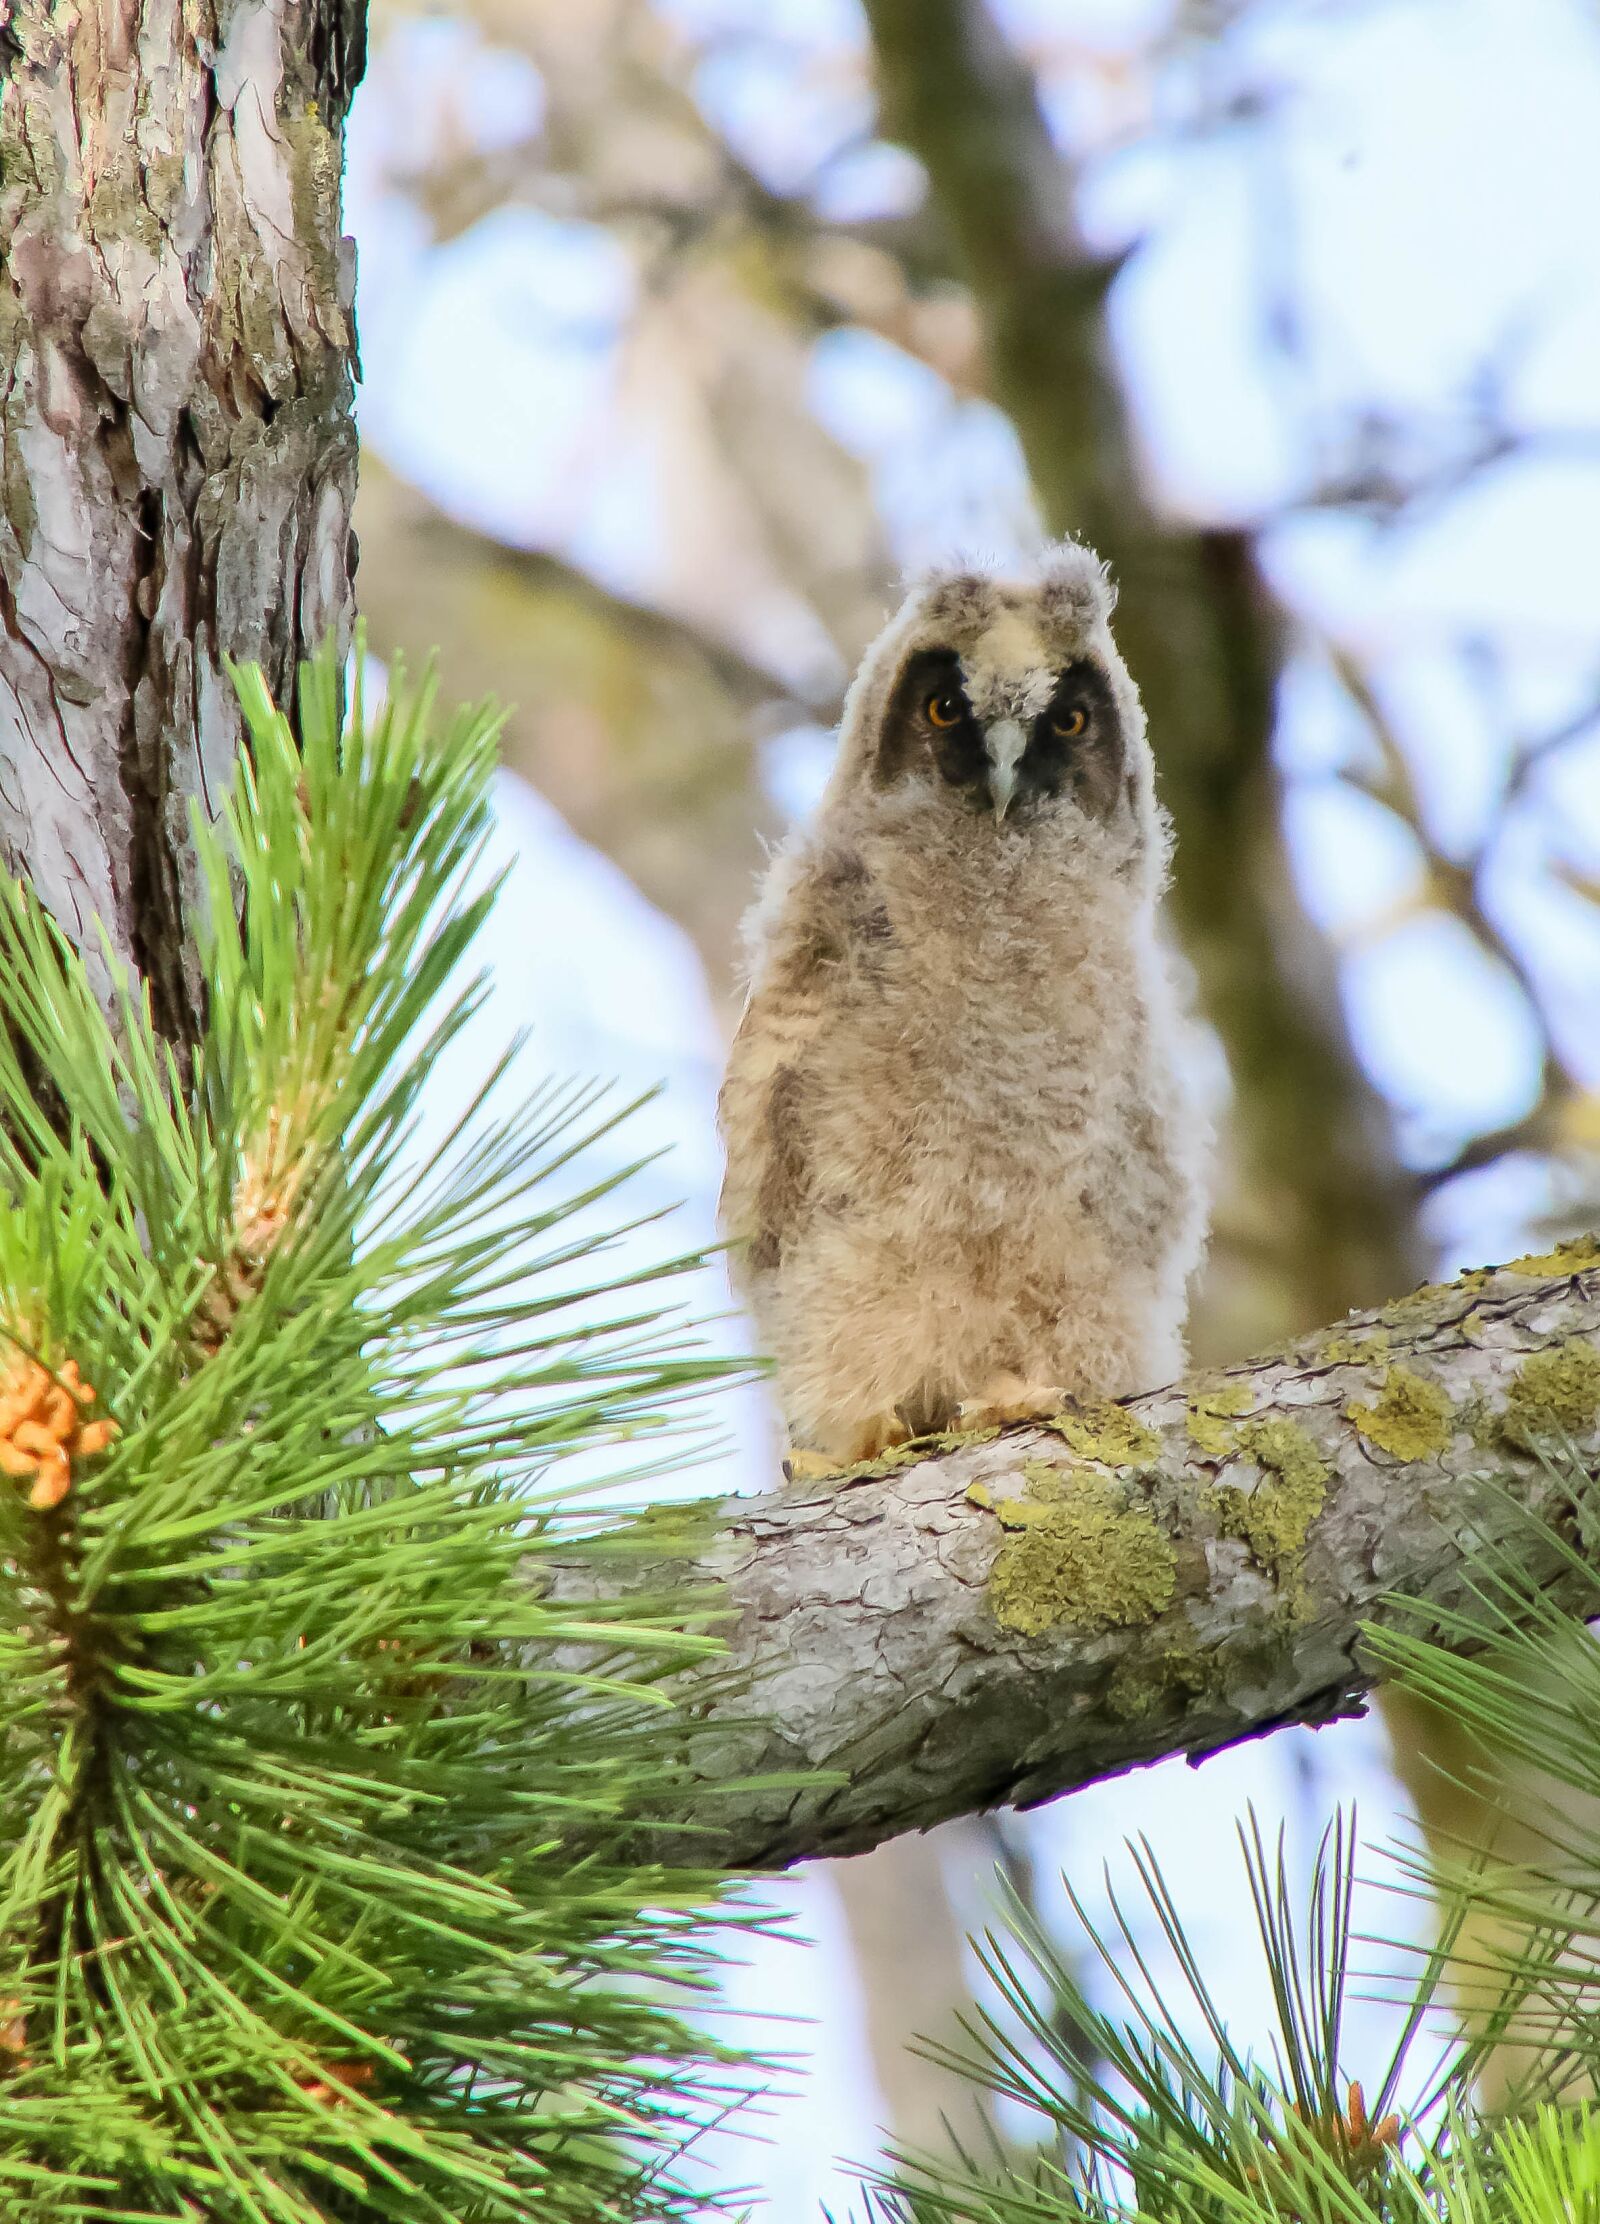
[956,1377,1067,1433]
[844,1413,913,1462]
[784,1448,843,1482]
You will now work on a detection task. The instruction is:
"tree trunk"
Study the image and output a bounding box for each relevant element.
[0,0,366,1038]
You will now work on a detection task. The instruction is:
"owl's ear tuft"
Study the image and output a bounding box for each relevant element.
[915,568,995,630]
[1037,540,1114,629]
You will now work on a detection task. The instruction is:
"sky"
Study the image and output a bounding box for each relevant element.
[344,0,1600,2210]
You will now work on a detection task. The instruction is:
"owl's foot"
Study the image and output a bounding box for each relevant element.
[842,1412,915,1463]
[955,1373,1067,1433]
[782,1415,910,1479]
[783,1414,912,1485]
[784,1447,844,1482]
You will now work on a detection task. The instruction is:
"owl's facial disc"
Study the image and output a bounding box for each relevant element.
[873,644,1127,823]
[1026,658,1127,821]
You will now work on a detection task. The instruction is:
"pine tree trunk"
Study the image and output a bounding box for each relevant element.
[0,0,366,1042]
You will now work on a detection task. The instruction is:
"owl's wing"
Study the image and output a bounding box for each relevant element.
[716,970,825,1310]
[719,839,885,1306]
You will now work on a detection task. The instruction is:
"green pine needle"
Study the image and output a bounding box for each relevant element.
[0,644,758,2224]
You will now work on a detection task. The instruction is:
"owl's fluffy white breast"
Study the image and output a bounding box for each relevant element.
[769,779,1178,1243]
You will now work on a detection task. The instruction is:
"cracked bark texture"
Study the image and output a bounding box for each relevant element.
[562,1255,1600,1870]
[0,0,365,1040]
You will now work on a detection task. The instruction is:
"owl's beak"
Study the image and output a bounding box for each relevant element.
[984,717,1027,820]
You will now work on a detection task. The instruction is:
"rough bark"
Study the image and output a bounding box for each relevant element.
[0,0,365,1037]
[858,0,1416,1336]
[564,1249,1600,1869]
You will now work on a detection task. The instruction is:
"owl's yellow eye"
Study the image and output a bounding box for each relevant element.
[1052,706,1088,739]
[925,690,963,729]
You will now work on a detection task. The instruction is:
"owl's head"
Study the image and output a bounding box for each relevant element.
[825,543,1158,848]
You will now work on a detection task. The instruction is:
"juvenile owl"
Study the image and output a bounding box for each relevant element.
[718,544,1207,1467]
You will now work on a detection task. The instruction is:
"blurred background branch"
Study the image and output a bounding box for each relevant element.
[860,0,1416,1346]
[348,0,1600,2197]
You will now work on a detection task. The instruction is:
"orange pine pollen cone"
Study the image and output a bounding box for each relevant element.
[0,1351,119,1512]
[1247,2079,1402,2194]
[1344,2078,1402,2167]
[298,2060,378,2105]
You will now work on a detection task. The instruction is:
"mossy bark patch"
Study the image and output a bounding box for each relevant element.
[1186,1383,1253,1457]
[1503,1235,1600,1277]
[1378,1270,1489,1326]
[1045,1398,1161,1467]
[1320,1331,1391,1365]
[1207,1418,1329,1573]
[1501,1338,1600,1449]
[981,1469,1176,1638]
[1346,1367,1455,1460]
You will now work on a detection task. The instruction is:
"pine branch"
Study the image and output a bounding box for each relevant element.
[550,1245,1600,1869]
[0,650,759,2224]
[5,636,1599,2222]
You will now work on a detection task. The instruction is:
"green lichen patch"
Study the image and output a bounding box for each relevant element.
[86,164,163,255]
[282,103,348,332]
[825,1444,918,1480]
[142,149,187,226]
[1106,1660,1163,1721]
[1379,1269,1490,1326]
[1045,1398,1162,1468]
[0,294,34,561]
[981,1473,1176,1639]
[1321,1330,1392,1365]
[1503,1234,1600,1277]
[1208,1419,1330,1574]
[1,429,33,560]
[1107,1631,1220,1721]
[826,1421,1003,1483]
[1500,1338,1600,1451]
[1346,1367,1455,1460]
[987,1459,1073,1527]
[1464,1393,1502,1451]
[1186,1383,1254,1457]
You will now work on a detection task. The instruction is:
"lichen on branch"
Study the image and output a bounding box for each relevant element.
[548,1249,1600,1869]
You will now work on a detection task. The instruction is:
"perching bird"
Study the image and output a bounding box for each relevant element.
[718,545,1208,1468]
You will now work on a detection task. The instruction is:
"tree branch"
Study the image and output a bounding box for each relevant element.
[560,1250,1600,1869]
